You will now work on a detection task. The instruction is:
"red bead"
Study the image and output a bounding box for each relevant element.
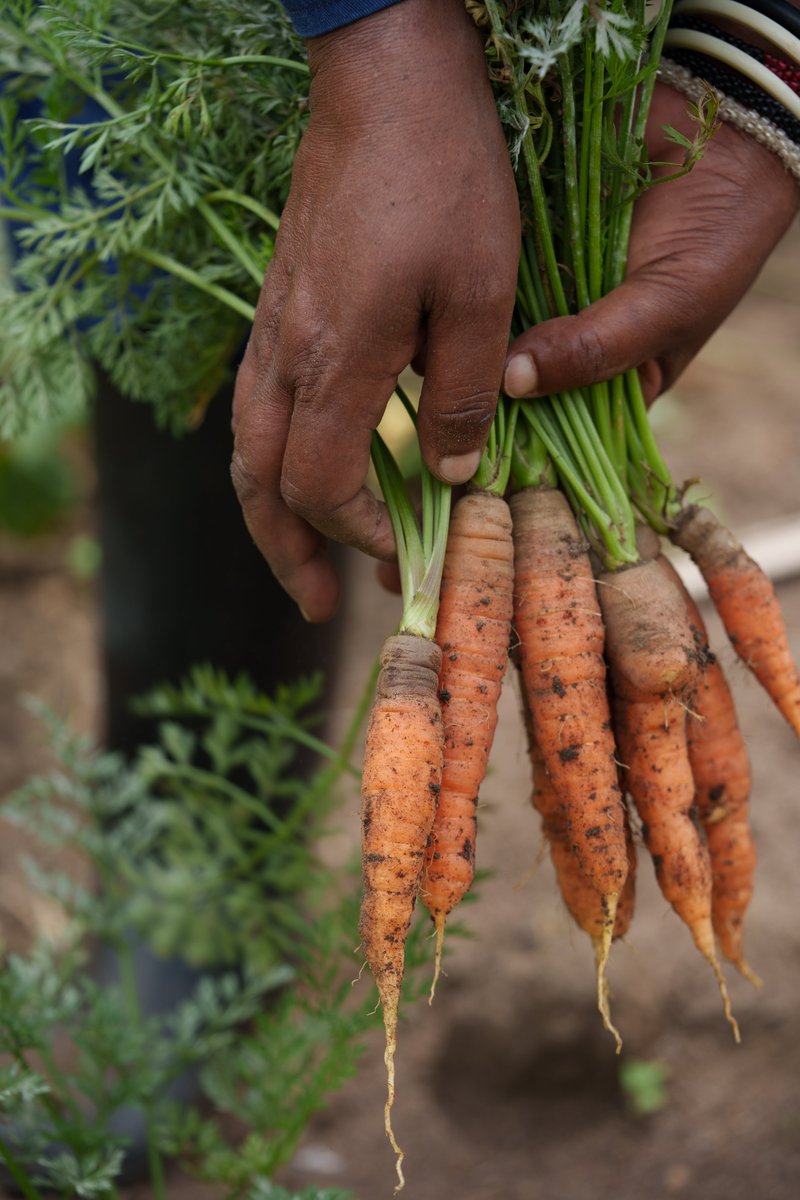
[764,53,800,96]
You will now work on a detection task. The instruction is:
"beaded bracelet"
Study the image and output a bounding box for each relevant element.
[658,56,800,182]
[663,27,800,117]
[664,0,800,182]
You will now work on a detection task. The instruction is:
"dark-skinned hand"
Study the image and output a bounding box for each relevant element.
[503,81,799,405]
[232,0,520,622]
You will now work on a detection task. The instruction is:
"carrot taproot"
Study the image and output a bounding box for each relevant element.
[421,492,514,996]
[521,680,636,1049]
[596,557,702,698]
[510,486,628,902]
[612,670,739,1040]
[360,632,444,1190]
[654,552,759,985]
[671,503,800,736]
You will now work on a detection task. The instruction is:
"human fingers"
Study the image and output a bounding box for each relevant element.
[231,359,341,623]
[416,270,518,483]
[504,87,799,405]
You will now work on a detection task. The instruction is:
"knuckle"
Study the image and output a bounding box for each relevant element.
[279,472,321,523]
[230,448,262,506]
[573,320,610,379]
[430,387,497,436]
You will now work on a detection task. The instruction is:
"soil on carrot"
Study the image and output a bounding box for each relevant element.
[1,228,799,1200]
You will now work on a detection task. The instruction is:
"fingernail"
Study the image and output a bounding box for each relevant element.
[439,450,482,485]
[299,606,313,623]
[504,353,539,397]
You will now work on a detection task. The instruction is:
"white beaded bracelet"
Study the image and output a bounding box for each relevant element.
[658,56,800,183]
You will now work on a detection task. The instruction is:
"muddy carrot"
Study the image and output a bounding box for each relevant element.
[612,671,739,1041]
[655,551,759,985]
[521,678,636,1048]
[422,491,514,995]
[365,424,452,1189]
[671,504,800,736]
[511,485,629,903]
[360,633,444,1185]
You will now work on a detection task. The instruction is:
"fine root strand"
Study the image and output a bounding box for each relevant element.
[383,1005,405,1192]
[428,915,446,1005]
[594,892,622,1054]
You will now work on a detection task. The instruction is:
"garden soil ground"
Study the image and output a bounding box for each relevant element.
[2,226,799,1200]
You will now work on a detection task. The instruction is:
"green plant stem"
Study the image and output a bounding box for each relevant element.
[196,199,263,286]
[61,22,310,74]
[132,247,256,320]
[49,65,266,317]
[116,942,167,1200]
[371,430,424,608]
[625,369,677,513]
[559,51,589,312]
[402,480,451,639]
[0,1139,42,1200]
[205,189,281,232]
[586,49,605,306]
[607,0,675,289]
[157,763,289,831]
[372,420,451,640]
[522,405,609,533]
[511,419,555,491]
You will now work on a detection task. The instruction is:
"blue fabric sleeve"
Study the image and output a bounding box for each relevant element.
[281,0,404,36]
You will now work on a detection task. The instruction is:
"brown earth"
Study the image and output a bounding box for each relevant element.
[1,225,799,1200]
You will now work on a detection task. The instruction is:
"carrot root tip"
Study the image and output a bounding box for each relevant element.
[382,1003,405,1191]
[733,957,764,991]
[428,915,446,1005]
[709,949,740,1044]
[593,893,622,1054]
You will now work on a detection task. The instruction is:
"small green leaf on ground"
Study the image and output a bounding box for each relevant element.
[619,1057,669,1116]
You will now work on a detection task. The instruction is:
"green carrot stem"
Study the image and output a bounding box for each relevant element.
[609,373,628,477]
[559,50,589,312]
[522,132,569,318]
[132,247,255,320]
[47,21,309,74]
[371,431,423,607]
[589,380,614,468]
[402,483,451,640]
[422,454,435,562]
[510,409,543,486]
[516,246,545,327]
[394,382,418,425]
[491,399,519,496]
[371,428,450,640]
[204,189,281,233]
[0,1141,42,1200]
[196,198,263,286]
[579,40,593,249]
[586,49,606,305]
[563,391,635,546]
[625,369,676,501]
[522,405,612,546]
[117,942,167,1200]
[607,0,675,287]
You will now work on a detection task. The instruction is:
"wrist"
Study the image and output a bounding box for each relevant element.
[307,0,487,125]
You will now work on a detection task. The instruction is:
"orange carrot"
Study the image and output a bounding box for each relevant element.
[671,504,800,736]
[654,553,758,985]
[511,486,628,903]
[421,492,514,994]
[360,633,444,1189]
[597,556,702,698]
[612,672,738,1040]
[521,682,636,1048]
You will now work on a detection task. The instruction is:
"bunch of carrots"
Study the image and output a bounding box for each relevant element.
[354,0,800,1189]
